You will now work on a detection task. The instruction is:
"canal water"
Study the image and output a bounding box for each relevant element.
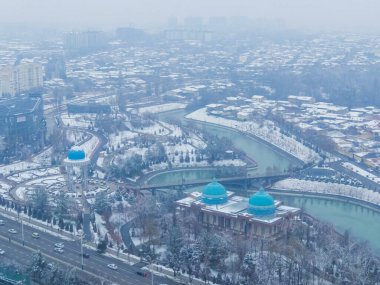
[156,109,380,251]
[274,194,380,252]
[158,109,302,176]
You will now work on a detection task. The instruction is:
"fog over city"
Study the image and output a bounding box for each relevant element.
[1,1,380,285]
[0,0,380,31]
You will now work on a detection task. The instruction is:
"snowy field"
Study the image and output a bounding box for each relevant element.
[137,103,186,114]
[0,181,12,198]
[187,108,320,163]
[159,122,183,137]
[0,161,39,176]
[131,121,171,136]
[61,113,95,128]
[108,131,138,149]
[273,178,380,206]
[0,147,53,176]
[7,167,61,183]
[342,162,380,184]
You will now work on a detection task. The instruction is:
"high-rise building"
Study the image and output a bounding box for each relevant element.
[184,16,203,29]
[45,56,66,80]
[0,62,43,98]
[63,31,106,52]
[115,27,146,42]
[0,95,45,156]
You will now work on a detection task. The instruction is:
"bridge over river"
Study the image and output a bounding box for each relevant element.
[134,173,290,191]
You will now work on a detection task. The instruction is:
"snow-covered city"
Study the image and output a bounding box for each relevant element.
[1,1,380,285]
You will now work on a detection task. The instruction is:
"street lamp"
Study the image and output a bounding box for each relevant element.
[80,231,84,269]
[146,255,154,285]
[21,216,24,246]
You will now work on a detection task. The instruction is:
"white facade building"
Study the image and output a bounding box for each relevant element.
[0,62,43,97]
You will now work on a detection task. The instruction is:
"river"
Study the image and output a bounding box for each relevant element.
[155,109,380,251]
[274,193,380,252]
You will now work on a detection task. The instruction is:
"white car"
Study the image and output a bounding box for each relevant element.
[107,264,118,270]
[8,229,17,234]
[32,232,40,238]
[0,249,5,255]
[0,220,4,225]
[54,247,64,253]
[54,242,64,248]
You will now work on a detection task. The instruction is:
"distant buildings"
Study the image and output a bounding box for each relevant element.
[176,179,300,239]
[116,27,146,42]
[45,56,66,80]
[0,62,43,98]
[63,31,106,53]
[0,96,45,155]
[164,29,213,42]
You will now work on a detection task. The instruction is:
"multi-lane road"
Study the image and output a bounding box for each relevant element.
[0,214,178,285]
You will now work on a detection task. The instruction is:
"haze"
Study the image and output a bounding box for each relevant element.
[1,0,380,32]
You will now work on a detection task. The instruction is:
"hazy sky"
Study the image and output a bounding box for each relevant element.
[1,0,380,32]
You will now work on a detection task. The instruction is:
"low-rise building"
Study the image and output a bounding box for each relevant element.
[176,179,300,239]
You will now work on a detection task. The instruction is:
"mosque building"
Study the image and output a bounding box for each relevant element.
[176,178,300,239]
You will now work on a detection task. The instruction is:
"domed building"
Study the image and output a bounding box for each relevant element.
[63,146,90,193]
[67,146,86,160]
[201,178,228,205]
[176,180,300,239]
[248,187,276,217]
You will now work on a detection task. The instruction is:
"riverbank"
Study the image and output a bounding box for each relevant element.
[186,107,318,164]
[269,188,380,213]
[273,178,380,208]
[185,117,304,167]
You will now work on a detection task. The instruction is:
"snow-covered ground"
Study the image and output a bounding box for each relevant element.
[31,147,53,166]
[0,181,12,198]
[131,121,171,136]
[138,103,186,114]
[159,122,183,137]
[342,162,380,184]
[273,178,380,206]
[187,108,320,163]
[61,113,95,128]
[0,161,39,176]
[108,131,138,149]
[130,227,150,246]
[0,147,53,176]
[7,167,61,183]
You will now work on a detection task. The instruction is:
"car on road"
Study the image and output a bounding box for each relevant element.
[107,264,118,270]
[0,249,5,255]
[136,270,148,277]
[0,220,4,225]
[8,229,17,234]
[54,248,64,254]
[32,232,40,238]
[80,253,90,258]
[54,242,64,248]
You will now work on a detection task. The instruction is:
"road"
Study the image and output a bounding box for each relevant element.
[329,161,380,191]
[0,214,179,285]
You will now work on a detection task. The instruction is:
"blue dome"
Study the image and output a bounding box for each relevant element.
[248,187,275,216]
[68,147,85,160]
[202,178,228,205]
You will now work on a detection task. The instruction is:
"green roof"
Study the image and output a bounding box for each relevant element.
[202,178,228,205]
[248,187,275,216]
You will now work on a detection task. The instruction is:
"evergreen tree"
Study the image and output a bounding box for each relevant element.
[94,191,110,215]
[97,239,107,254]
[58,217,64,229]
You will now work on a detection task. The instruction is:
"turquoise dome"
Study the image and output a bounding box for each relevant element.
[248,187,275,216]
[68,147,86,160]
[202,178,228,205]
